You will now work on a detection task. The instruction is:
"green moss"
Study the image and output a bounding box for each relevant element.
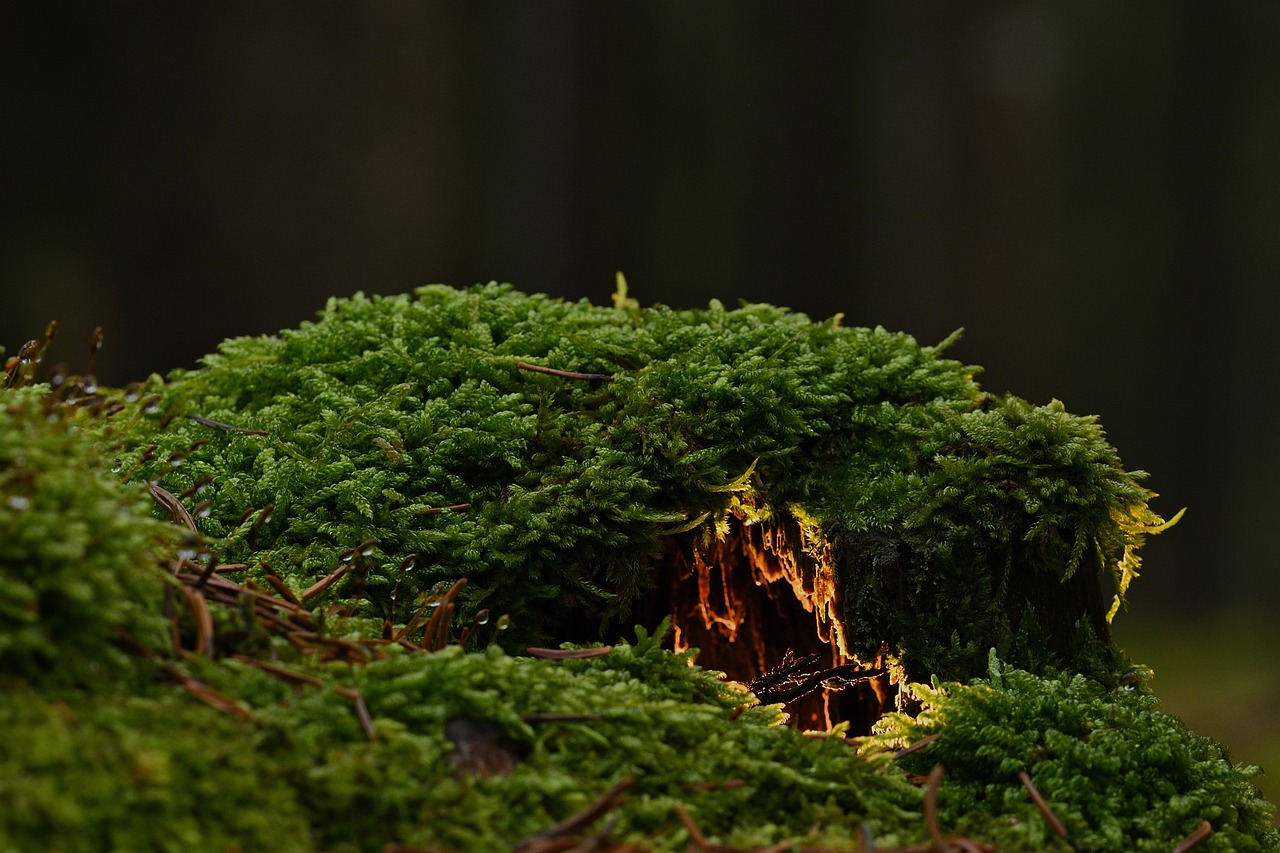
[1,283,1272,851]
[868,657,1279,851]
[116,283,1170,681]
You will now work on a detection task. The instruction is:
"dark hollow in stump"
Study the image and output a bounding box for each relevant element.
[640,517,892,733]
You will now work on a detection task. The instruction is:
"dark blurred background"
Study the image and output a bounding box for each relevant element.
[3,2,1277,795]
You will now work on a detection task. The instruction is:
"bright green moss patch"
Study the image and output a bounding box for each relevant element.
[868,658,1278,851]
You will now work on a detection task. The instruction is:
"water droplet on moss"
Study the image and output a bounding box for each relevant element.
[474,609,491,626]
[495,614,511,632]
[7,495,31,511]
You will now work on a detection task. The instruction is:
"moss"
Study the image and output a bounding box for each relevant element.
[115,283,1170,682]
[868,657,1279,851]
[0,282,1273,851]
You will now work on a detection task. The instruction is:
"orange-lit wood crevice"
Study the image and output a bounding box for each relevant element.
[646,515,893,733]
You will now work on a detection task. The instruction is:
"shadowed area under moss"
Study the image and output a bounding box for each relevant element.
[1,283,1273,851]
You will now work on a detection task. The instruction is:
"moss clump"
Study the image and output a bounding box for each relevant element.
[0,623,931,853]
[1,282,1273,851]
[117,282,1171,681]
[0,387,174,690]
[869,657,1279,851]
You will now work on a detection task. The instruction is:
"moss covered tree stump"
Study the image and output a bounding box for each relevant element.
[0,282,1272,852]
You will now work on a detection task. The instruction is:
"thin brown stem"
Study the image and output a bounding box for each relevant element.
[924,764,945,852]
[516,361,613,382]
[515,777,634,850]
[301,562,351,601]
[526,646,614,660]
[674,804,710,852]
[414,503,472,516]
[1171,820,1213,853]
[148,483,197,531]
[891,734,939,760]
[185,414,269,435]
[1017,771,1068,839]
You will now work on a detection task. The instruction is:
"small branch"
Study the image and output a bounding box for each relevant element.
[301,562,351,601]
[260,567,302,607]
[1017,771,1068,839]
[516,361,613,382]
[174,584,215,657]
[748,650,885,705]
[1171,821,1213,853]
[334,686,376,741]
[185,413,269,435]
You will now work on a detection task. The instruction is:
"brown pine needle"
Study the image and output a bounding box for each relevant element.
[674,804,710,851]
[174,584,215,657]
[516,777,635,849]
[261,567,302,606]
[1172,820,1213,853]
[334,686,376,741]
[1017,771,1068,839]
[516,361,613,382]
[185,413,269,435]
[230,655,324,687]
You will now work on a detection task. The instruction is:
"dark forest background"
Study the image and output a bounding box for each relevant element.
[3,2,1278,794]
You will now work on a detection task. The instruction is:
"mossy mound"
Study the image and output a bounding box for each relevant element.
[116,282,1170,682]
[1,283,1275,851]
